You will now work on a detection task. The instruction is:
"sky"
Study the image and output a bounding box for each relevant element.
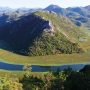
[0,0,90,8]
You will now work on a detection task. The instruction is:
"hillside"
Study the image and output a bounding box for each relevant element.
[0,11,88,56]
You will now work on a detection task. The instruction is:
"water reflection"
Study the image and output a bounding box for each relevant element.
[0,62,87,72]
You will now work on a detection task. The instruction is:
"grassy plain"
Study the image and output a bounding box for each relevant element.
[0,49,90,66]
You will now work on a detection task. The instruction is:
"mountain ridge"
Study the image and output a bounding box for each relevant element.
[45,5,90,30]
[0,11,87,56]
[1,4,90,30]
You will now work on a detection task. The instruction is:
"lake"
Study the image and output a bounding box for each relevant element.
[0,61,88,72]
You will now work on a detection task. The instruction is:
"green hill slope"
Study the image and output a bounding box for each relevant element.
[0,11,88,56]
[28,11,87,56]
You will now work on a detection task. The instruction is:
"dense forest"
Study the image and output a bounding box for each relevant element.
[0,65,90,90]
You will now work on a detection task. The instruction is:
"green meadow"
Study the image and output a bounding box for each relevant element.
[0,49,90,66]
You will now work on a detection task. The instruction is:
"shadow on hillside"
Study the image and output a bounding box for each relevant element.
[0,47,28,56]
[0,13,50,56]
[0,41,28,56]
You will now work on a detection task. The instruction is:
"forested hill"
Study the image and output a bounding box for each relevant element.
[0,11,87,56]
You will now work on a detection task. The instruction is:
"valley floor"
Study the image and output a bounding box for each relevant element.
[0,49,90,78]
[0,49,90,66]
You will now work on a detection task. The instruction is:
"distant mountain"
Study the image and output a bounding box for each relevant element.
[0,11,86,56]
[67,7,89,17]
[44,4,67,16]
[45,5,90,29]
[0,7,14,15]
[0,7,41,15]
[1,5,90,30]
[0,7,11,11]
[84,5,90,11]
[15,8,42,14]
[0,7,41,27]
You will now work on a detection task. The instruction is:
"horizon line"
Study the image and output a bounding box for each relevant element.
[0,4,90,9]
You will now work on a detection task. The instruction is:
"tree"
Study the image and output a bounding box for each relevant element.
[0,77,23,90]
